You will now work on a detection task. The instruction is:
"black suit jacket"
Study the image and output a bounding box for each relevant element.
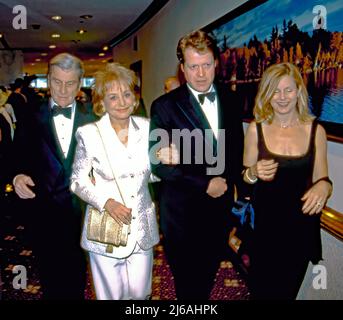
[0,113,12,187]
[149,83,244,249]
[13,100,97,214]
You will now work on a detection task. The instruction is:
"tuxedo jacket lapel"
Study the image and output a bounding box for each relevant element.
[65,102,94,167]
[175,86,218,153]
[215,83,226,131]
[174,89,203,130]
[174,86,212,130]
[66,102,83,162]
[213,83,228,154]
[39,102,64,164]
[39,101,94,167]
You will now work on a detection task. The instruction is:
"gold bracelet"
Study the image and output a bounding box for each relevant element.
[245,167,258,184]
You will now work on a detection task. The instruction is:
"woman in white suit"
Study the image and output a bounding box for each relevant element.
[71,63,165,300]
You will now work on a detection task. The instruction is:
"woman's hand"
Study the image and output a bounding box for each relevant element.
[104,198,132,225]
[252,159,278,181]
[156,143,180,165]
[301,181,332,215]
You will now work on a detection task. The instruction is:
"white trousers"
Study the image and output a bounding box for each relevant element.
[89,245,153,300]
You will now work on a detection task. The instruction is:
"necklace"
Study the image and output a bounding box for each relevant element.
[275,118,300,129]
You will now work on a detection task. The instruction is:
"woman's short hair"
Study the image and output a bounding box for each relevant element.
[92,63,139,117]
[48,53,84,80]
[176,30,219,64]
[254,62,314,123]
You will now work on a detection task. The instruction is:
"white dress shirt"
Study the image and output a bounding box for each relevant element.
[188,84,218,139]
[51,99,76,158]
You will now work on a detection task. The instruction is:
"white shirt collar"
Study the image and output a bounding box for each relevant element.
[187,84,215,104]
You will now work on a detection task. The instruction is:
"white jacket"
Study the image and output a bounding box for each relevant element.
[70,114,159,258]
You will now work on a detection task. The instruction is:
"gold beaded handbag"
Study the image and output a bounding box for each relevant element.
[86,123,130,253]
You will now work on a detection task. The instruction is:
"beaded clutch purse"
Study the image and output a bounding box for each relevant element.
[87,207,130,253]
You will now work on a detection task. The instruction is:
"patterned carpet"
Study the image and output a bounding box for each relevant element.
[0,200,250,300]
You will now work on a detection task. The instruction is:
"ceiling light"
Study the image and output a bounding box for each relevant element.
[0,33,3,38]
[77,29,86,34]
[49,44,56,49]
[35,58,41,62]
[99,53,105,57]
[80,14,92,20]
[51,33,60,38]
[102,46,109,51]
[41,53,48,56]
[51,15,62,21]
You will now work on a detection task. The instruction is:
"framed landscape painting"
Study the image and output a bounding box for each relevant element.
[204,0,343,142]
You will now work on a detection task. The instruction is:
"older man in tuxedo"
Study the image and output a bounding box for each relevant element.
[149,30,244,300]
[13,53,96,299]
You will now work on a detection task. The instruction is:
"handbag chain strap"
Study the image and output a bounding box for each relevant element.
[94,122,126,206]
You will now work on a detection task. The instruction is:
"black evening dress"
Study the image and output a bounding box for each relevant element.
[249,121,322,300]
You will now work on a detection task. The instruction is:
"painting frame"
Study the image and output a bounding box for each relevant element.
[203,0,343,143]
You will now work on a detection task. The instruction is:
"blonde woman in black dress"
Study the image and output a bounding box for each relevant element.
[243,63,332,299]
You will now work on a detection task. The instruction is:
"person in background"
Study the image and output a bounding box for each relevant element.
[149,30,244,300]
[12,53,96,299]
[21,75,42,112]
[76,89,90,104]
[70,62,173,300]
[7,78,27,133]
[164,76,180,93]
[243,62,332,299]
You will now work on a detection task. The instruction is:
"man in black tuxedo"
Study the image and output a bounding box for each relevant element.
[13,53,96,299]
[149,30,244,299]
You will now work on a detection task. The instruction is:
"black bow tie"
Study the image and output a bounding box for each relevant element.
[198,92,216,105]
[52,105,72,119]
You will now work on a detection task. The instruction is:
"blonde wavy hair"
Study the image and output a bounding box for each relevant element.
[92,63,139,116]
[254,62,314,123]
